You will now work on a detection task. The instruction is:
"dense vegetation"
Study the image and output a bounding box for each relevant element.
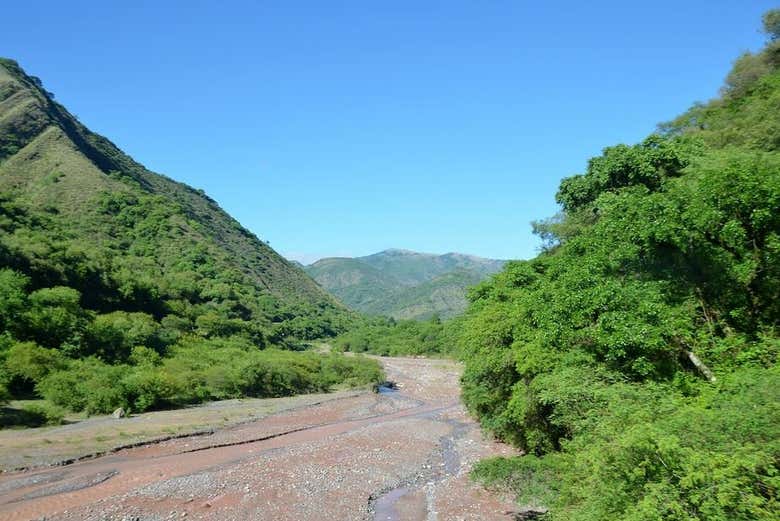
[306,249,505,320]
[466,13,780,520]
[0,58,380,424]
[333,315,459,357]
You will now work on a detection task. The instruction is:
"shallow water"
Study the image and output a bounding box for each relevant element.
[373,486,411,521]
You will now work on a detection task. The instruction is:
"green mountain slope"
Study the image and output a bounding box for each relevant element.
[304,257,399,311]
[0,59,380,420]
[359,249,505,285]
[361,269,484,320]
[463,13,780,520]
[0,58,346,335]
[305,249,506,320]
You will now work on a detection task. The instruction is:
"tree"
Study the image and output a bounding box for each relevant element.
[86,311,164,362]
[0,268,28,332]
[4,341,66,395]
[23,287,88,351]
[763,9,780,40]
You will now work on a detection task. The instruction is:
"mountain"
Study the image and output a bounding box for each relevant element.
[305,249,506,320]
[0,58,350,345]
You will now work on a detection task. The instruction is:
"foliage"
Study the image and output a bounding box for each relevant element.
[33,337,382,415]
[4,341,66,390]
[20,401,66,426]
[763,9,780,40]
[473,367,779,520]
[462,12,780,520]
[0,57,376,422]
[333,315,460,357]
[0,400,66,428]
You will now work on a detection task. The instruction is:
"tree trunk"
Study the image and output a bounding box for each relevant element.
[684,349,716,383]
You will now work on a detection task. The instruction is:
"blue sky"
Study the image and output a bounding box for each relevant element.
[2,1,775,262]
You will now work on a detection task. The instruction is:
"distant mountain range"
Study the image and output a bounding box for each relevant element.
[305,249,506,320]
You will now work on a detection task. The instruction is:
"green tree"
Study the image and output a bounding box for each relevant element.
[86,311,164,361]
[0,268,28,332]
[763,8,780,40]
[23,287,88,351]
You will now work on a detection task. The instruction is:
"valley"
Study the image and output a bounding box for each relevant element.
[1,7,779,520]
[0,356,518,521]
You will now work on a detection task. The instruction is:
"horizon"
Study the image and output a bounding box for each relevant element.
[292,247,510,266]
[1,1,775,262]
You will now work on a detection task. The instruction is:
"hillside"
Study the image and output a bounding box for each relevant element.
[0,59,379,421]
[305,249,505,320]
[0,58,350,338]
[462,12,780,520]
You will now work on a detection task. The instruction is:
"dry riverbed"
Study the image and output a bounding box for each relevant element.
[0,357,519,521]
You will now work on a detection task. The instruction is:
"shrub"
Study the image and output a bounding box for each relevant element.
[21,401,66,426]
[38,360,129,414]
[85,311,164,362]
[722,52,772,98]
[318,354,383,388]
[121,367,180,412]
[0,268,28,332]
[23,286,89,350]
[5,341,66,383]
[128,345,162,366]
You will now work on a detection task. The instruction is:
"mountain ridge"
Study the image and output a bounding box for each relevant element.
[0,57,349,341]
[305,248,506,319]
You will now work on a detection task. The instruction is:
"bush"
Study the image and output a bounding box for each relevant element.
[471,367,780,521]
[121,368,180,412]
[723,52,772,98]
[21,401,66,426]
[85,311,164,362]
[4,341,67,397]
[4,341,66,383]
[23,286,88,350]
[0,268,28,332]
[318,354,384,388]
[128,345,162,366]
[38,359,129,414]
[333,316,458,357]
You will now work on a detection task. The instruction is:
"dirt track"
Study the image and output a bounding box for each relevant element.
[0,357,518,520]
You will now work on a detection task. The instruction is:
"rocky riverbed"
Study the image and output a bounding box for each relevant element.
[0,357,518,520]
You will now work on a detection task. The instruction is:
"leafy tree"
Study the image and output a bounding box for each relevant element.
[5,341,66,384]
[23,287,88,351]
[764,8,780,40]
[0,268,27,332]
[462,12,780,519]
[85,311,164,361]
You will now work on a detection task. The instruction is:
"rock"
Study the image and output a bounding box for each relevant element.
[513,507,549,519]
[112,408,126,419]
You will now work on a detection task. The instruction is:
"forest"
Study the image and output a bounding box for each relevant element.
[461,11,780,520]
[0,57,380,426]
[333,315,458,357]
[332,11,780,519]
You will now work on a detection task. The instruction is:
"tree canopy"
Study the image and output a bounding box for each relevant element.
[465,12,780,520]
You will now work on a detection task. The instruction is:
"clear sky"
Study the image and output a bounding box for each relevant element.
[1,1,775,263]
